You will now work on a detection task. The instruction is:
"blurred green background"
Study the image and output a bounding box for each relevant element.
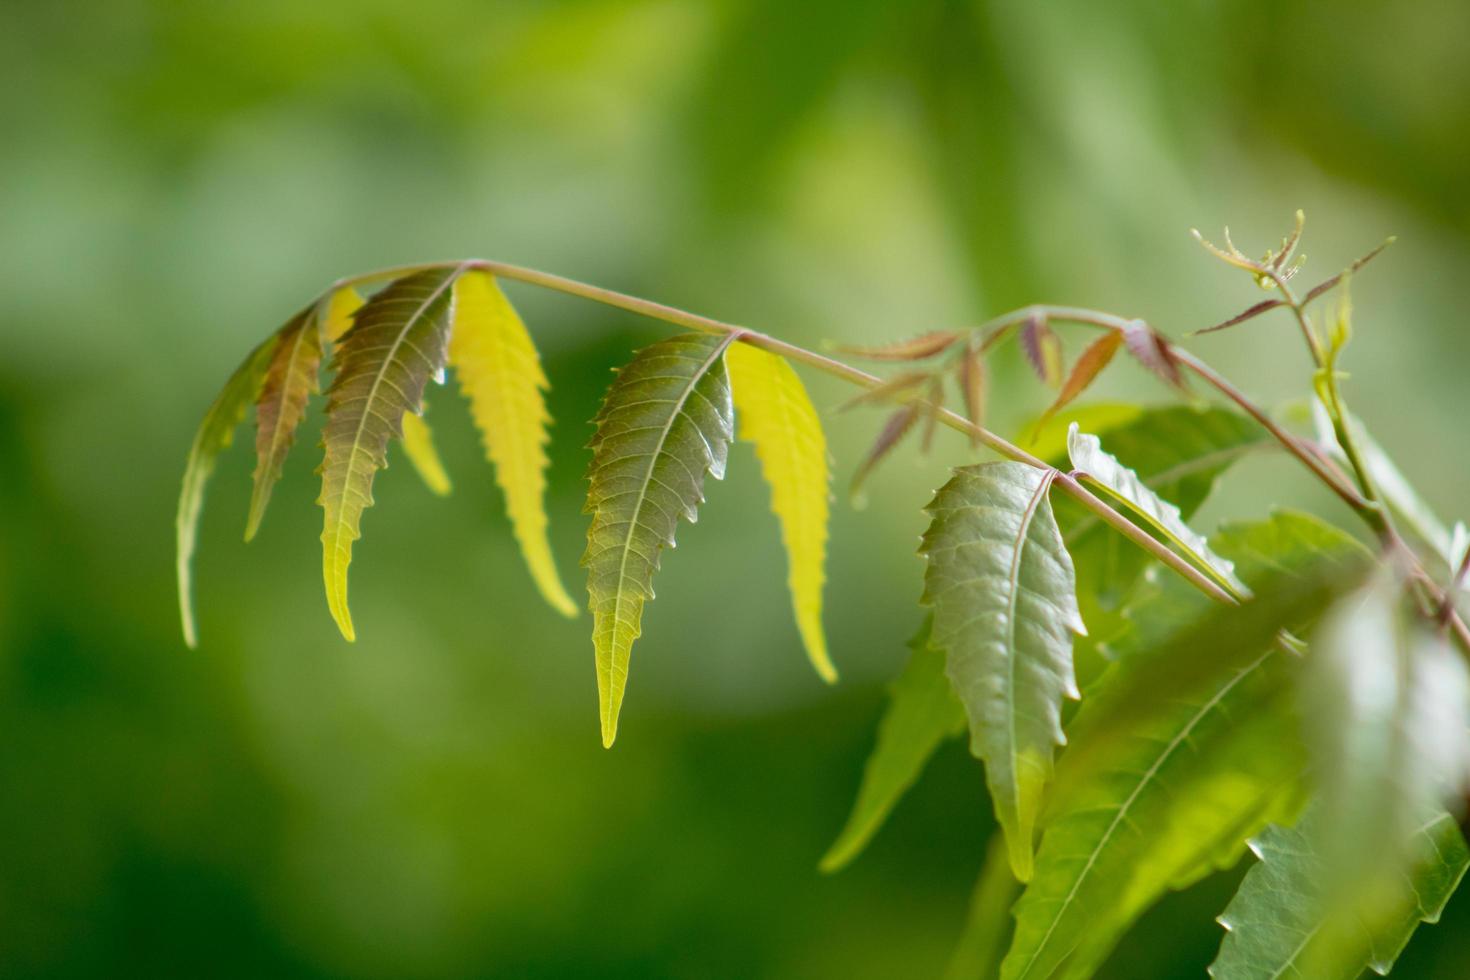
[3,1,1470,977]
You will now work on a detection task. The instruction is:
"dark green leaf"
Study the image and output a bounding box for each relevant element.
[921,462,1084,881]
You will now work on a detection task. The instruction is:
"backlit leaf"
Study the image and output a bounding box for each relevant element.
[1050,407,1268,613]
[1211,808,1468,979]
[1001,514,1365,980]
[583,332,736,747]
[1020,316,1064,388]
[246,304,323,541]
[850,403,920,503]
[837,330,961,361]
[1121,319,1185,390]
[176,336,279,647]
[1067,422,1252,599]
[1304,572,1470,892]
[318,267,461,642]
[820,616,965,872]
[920,462,1084,881]
[450,270,576,617]
[399,410,452,497]
[727,341,834,682]
[1034,331,1122,434]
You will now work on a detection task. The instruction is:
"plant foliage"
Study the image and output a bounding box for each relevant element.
[178,216,1470,977]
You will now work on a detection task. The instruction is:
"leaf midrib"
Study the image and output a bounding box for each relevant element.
[1003,471,1056,834]
[605,335,735,661]
[1014,649,1275,979]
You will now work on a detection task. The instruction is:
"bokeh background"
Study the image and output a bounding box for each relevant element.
[3,1,1470,977]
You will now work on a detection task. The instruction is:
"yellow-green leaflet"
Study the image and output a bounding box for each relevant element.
[399,410,452,497]
[726,341,834,681]
[176,336,280,647]
[449,271,575,617]
[583,333,736,747]
[318,267,460,641]
[245,304,322,541]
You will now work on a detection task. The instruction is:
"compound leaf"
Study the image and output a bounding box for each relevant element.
[399,410,452,497]
[1211,808,1469,979]
[176,336,280,647]
[726,340,834,681]
[583,332,736,747]
[450,270,575,616]
[820,616,966,872]
[1068,422,1251,599]
[1001,513,1367,980]
[318,267,460,642]
[920,462,1084,881]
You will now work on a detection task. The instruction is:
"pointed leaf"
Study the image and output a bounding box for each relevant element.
[449,271,576,617]
[820,617,966,872]
[1050,407,1268,613]
[1020,316,1064,388]
[399,409,452,496]
[1034,331,1122,434]
[726,341,834,682]
[1067,422,1252,599]
[318,267,460,641]
[850,403,920,502]
[1211,808,1469,979]
[1001,514,1366,980]
[1121,319,1186,390]
[956,344,988,446]
[920,462,1084,881]
[176,337,279,647]
[583,332,736,747]
[246,304,324,540]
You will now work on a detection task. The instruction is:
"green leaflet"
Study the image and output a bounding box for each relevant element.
[1304,572,1470,894]
[820,616,966,872]
[1067,422,1252,600]
[1001,513,1367,980]
[1211,808,1469,979]
[318,267,461,641]
[1050,406,1268,613]
[920,462,1085,881]
[176,336,280,647]
[246,304,323,541]
[583,332,736,747]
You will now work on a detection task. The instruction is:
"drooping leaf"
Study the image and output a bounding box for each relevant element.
[1020,316,1064,388]
[820,617,965,872]
[726,341,834,682]
[1304,572,1470,893]
[839,369,930,411]
[1067,422,1252,599]
[920,462,1084,881]
[246,304,324,541]
[1211,808,1469,979]
[850,403,920,503]
[449,270,576,617]
[1050,407,1268,613]
[956,343,987,446]
[1120,319,1185,390]
[399,409,452,497]
[318,266,461,641]
[945,832,1022,980]
[245,286,368,541]
[1000,513,1367,980]
[176,337,280,647]
[1033,331,1122,435]
[583,332,736,747]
